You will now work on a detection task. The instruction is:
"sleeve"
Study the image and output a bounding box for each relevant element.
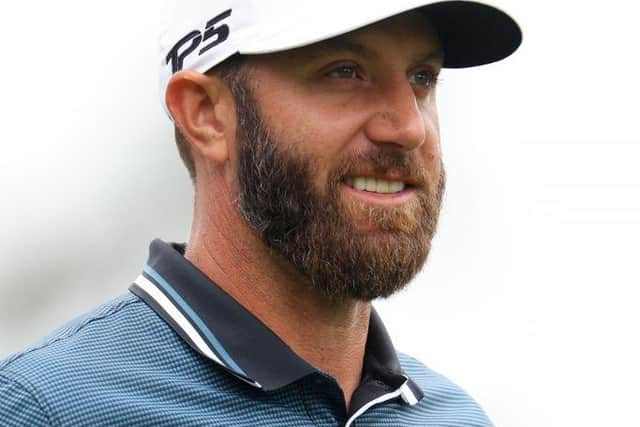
[0,374,50,426]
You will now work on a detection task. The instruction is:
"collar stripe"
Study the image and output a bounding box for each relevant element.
[345,379,420,427]
[141,264,247,377]
[400,382,420,405]
[132,275,223,365]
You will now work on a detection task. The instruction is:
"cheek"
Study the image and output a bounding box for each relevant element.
[265,104,358,175]
[265,112,347,192]
[420,100,442,159]
[418,100,443,189]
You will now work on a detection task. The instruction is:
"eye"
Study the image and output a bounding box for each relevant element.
[326,65,359,79]
[408,69,439,88]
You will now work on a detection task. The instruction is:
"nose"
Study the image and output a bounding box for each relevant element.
[363,80,427,151]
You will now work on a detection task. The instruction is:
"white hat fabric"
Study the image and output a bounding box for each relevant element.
[159,0,521,111]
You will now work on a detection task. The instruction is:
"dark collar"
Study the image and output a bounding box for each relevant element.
[130,240,423,411]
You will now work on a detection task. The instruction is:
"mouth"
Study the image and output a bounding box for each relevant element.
[343,176,409,194]
[340,175,417,207]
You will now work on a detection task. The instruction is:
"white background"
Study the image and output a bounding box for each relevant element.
[1,1,639,426]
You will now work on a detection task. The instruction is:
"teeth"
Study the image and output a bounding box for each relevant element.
[377,180,390,194]
[354,177,367,191]
[365,178,377,192]
[389,181,404,193]
[345,177,406,194]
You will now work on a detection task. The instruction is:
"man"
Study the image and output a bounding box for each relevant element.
[0,1,520,425]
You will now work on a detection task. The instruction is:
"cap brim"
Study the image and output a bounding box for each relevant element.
[423,1,522,68]
[240,1,521,69]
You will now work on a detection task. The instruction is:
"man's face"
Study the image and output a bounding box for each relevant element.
[232,12,445,301]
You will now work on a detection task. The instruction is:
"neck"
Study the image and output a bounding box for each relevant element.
[185,181,371,408]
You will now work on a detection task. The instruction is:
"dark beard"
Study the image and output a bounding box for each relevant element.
[232,76,445,302]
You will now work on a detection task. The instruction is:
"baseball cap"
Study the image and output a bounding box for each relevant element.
[159,0,521,111]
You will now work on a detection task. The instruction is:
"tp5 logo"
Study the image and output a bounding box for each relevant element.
[166,9,232,74]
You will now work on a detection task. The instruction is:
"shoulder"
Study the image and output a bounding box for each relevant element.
[0,293,191,425]
[398,353,494,427]
[0,293,146,374]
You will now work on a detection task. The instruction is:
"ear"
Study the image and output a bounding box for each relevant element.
[165,70,236,165]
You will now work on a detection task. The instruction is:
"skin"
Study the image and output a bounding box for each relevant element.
[166,12,444,409]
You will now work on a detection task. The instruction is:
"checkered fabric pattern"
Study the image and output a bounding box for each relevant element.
[0,293,492,426]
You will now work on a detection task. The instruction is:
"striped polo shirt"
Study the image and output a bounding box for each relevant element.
[0,240,493,426]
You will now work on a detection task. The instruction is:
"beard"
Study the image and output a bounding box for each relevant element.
[232,76,445,302]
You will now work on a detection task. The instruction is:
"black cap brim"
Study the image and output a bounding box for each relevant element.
[422,1,522,68]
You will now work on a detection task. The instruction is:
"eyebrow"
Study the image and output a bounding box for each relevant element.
[412,50,444,65]
[298,37,444,66]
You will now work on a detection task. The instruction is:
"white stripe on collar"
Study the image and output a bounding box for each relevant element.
[345,379,420,427]
[134,274,224,365]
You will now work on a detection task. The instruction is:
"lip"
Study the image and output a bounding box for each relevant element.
[340,182,417,206]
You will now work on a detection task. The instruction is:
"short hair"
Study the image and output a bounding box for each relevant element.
[174,54,246,182]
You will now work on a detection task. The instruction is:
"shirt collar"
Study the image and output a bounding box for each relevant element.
[130,239,423,406]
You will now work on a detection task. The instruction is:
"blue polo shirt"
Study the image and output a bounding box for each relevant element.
[0,240,493,426]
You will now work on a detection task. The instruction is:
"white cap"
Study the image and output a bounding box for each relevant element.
[159,0,521,113]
